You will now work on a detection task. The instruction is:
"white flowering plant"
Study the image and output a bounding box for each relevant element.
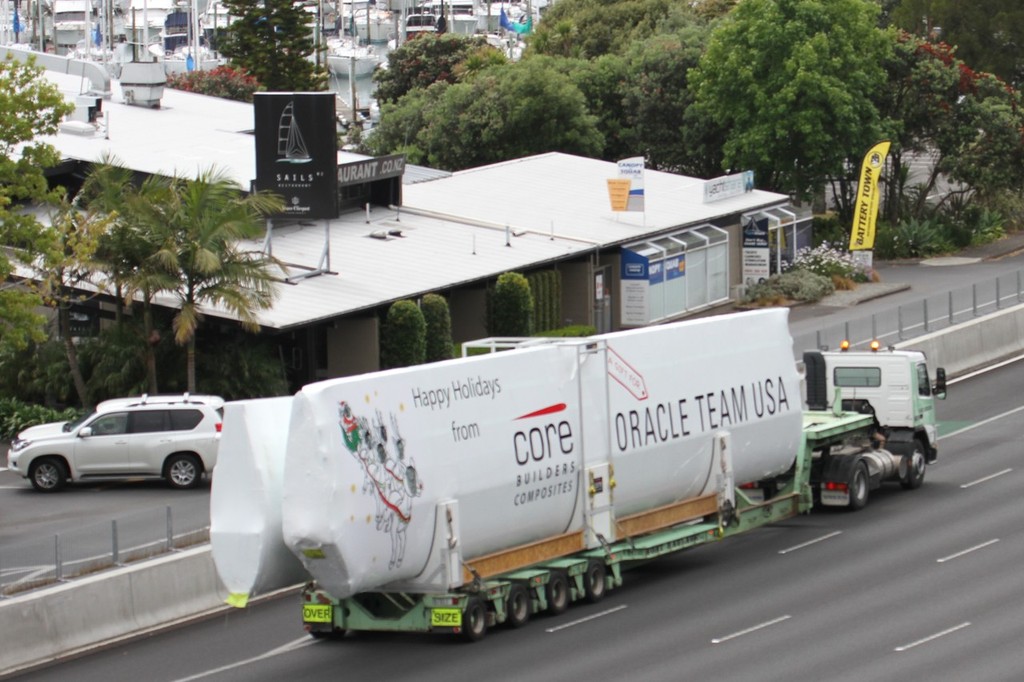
[783,242,870,283]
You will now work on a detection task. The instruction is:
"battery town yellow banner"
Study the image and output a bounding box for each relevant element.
[849,141,891,251]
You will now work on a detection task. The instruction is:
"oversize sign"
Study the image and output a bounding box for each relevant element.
[254,92,338,219]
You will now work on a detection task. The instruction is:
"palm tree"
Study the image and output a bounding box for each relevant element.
[82,161,178,394]
[141,167,283,392]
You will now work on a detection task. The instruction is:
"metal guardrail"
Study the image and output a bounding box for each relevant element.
[793,267,1024,354]
[0,505,208,598]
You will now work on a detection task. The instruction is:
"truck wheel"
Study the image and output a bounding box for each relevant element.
[584,561,607,603]
[506,583,531,628]
[848,463,869,511]
[546,571,570,615]
[900,442,927,490]
[165,454,202,489]
[29,458,67,492]
[462,597,488,642]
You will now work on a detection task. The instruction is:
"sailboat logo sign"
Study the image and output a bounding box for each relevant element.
[254,92,338,219]
[277,102,312,164]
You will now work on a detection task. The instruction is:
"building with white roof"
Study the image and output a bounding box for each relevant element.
[7,48,811,385]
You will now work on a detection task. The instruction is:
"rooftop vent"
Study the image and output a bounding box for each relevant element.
[120,62,166,109]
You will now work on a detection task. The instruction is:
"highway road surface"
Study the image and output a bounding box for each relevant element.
[10,356,1024,682]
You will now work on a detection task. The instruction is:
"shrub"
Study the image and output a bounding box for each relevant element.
[811,213,848,247]
[742,270,834,305]
[489,272,534,337]
[873,218,953,259]
[0,397,82,440]
[785,242,869,283]
[380,299,426,369]
[165,66,261,103]
[421,293,454,363]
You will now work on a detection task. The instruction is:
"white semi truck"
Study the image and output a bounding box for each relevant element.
[209,309,946,641]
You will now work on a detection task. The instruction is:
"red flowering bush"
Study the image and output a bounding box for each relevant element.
[166,66,262,103]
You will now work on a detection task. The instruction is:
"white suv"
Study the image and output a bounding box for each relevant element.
[8,394,224,492]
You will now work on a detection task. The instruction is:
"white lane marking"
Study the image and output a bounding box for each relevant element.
[937,539,999,563]
[894,622,971,652]
[778,531,842,555]
[961,468,1013,488]
[711,615,791,644]
[545,604,628,633]
[943,405,1024,440]
[172,636,316,681]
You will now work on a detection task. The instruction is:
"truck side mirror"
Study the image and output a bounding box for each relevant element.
[933,368,947,399]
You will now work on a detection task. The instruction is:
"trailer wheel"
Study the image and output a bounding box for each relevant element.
[462,597,488,642]
[506,583,531,628]
[584,561,607,603]
[899,441,927,490]
[848,463,869,511]
[546,571,570,615]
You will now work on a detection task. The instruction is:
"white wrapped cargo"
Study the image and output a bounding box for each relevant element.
[210,397,309,606]
[282,309,802,599]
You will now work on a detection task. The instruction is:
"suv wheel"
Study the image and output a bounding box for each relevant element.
[166,454,202,490]
[30,457,68,492]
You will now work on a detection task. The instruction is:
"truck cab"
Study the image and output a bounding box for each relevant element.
[804,343,946,463]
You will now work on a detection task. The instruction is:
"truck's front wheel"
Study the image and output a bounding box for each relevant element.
[848,463,869,511]
[900,442,927,490]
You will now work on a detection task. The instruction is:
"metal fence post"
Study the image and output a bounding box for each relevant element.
[166,506,174,552]
[816,330,822,350]
[844,321,850,345]
[949,291,954,326]
[112,520,120,566]
[1018,270,1022,302]
[972,284,978,316]
[923,299,929,332]
[55,535,63,583]
[996,278,1001,310]
[897,305,904,340]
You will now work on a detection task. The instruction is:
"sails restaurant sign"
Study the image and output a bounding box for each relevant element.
[254,92,338,219]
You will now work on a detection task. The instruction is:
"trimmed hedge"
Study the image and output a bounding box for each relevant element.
[380,299,427,369]
[489,272,534,337]
[422,293,454,363]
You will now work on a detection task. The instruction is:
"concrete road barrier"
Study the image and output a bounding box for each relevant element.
[895,302,1024,378]
[0,546,226,676]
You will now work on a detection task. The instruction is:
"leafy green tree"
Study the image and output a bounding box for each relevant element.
[890,0,1024,87]
[530,0,675,59]
[619,20,714,173]
[421,293,454,363]
[373,33,484,105]
[28,198,113,410]
[689,0,892,200]
[380,299,426,369]
[369,59,603,171]
[137,168,283,393]
[489,272,533,337]
[218,0,327,91]
[0,55,74,354]
[872,33,1024,224]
